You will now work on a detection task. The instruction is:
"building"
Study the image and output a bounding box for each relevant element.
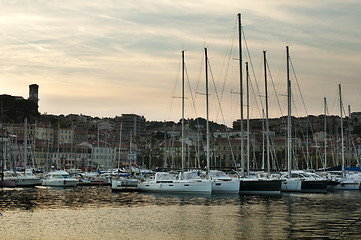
[116,114,146,139]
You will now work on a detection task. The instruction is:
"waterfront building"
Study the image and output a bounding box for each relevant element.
[91,141,114,170]
[115,114,146,139]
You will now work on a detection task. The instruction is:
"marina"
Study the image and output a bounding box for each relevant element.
[0,2,360,239]
[0,185,361,239]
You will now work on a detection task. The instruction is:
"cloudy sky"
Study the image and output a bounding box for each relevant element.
[0,0,360,126]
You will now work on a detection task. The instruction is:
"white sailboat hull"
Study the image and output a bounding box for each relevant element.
[138,181,212,194]
[211,180,240,194]
[5,176,41,187]
[42,179,78,187]
[334,180,360,190]
[281,179,302,192]
[13,177,41,187]
[112,178,139,191]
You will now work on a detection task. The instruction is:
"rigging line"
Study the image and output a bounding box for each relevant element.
[291,95,313,168]
[207,56,238,169]
[217,20,238,107]
[194,51,205,108]
[185,64,199,119]
[248,66,261,119]
[192,52,208,159]
[333,215,361,239]
[293,95,324,165]
[242,28,264,117]
[185,62,207,160]
[329,92,339,116]
[266,60,284,117]
[215,37,236,122]
[289,55,308,116]
[166,58,182,121]
[290,55,319,143]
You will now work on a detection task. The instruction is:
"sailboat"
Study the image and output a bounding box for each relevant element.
[5,118,41,187]
[204,48,240,194]
[280,47,328,193]
[236,13,281,194]
[138,51,211,194]
[280,46,302,192]
[112,124,139,191]
[0,102,15,187]
[332,84,361,190]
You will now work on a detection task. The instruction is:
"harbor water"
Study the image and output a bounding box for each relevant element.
[0,186,361,239]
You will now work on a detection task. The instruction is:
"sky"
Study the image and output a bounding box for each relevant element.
[0,0,360,126]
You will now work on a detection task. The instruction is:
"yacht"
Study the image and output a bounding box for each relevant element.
[138,172,211,194]
[291,170,328,193]
[111,175,139,191]
[331,171,360,190]
[4,169,41,187]
[209,170,240,194]
[42,170,78,187]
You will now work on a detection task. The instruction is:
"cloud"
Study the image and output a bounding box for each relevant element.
[0,0,359,125]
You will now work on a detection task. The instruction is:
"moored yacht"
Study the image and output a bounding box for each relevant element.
[209,170,240,194]
[111,175,139,191]
[291,170,328,193]
[280,172,302,192]
[331,171,360,190]
[239,172,282,195]
[138,172,211,194]
[4,169,41,187]
[42,170,78,187]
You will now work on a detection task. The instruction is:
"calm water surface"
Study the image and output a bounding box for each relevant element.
[0,186,361,240]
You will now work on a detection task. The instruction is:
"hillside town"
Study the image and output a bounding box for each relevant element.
[1,84,361,173]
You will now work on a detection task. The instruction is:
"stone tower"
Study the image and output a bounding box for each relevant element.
[29,84,39,103]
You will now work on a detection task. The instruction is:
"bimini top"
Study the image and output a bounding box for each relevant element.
[154,172,176,182]
[209,170,231,180]
[47,170,71,178]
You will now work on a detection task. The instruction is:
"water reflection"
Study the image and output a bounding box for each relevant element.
[0,186,361,239]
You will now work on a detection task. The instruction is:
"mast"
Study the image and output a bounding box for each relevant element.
[246,62,250,175]
[339,84,345,178]
[262,109,265,170]
[1,102,4,181]
[238,13,245,177]
[205,47,210,178]
[181,50,185,174]
[324,97,327,169]
[24,118,28,169]
[163,121,168,169]
[263,50,270,176]
[348,105,351,166]
[57,122,60,169]
[286,46,291,177]
[119,123,123,169]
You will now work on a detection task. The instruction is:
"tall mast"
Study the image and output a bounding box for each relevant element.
[263,50,270,176]
[339,84,345,178]
[324,97,327,169]
[205,48,210,178]
[238,13,244,177]
[118,123,122,169]
[24,118,28,169]
[246,62,250,175]
[262,108,265,170]
[181,50,185,174]
[286,46,291,177]
[348,105,351,167]
[163,121,168,168]
[1,102,3,181]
